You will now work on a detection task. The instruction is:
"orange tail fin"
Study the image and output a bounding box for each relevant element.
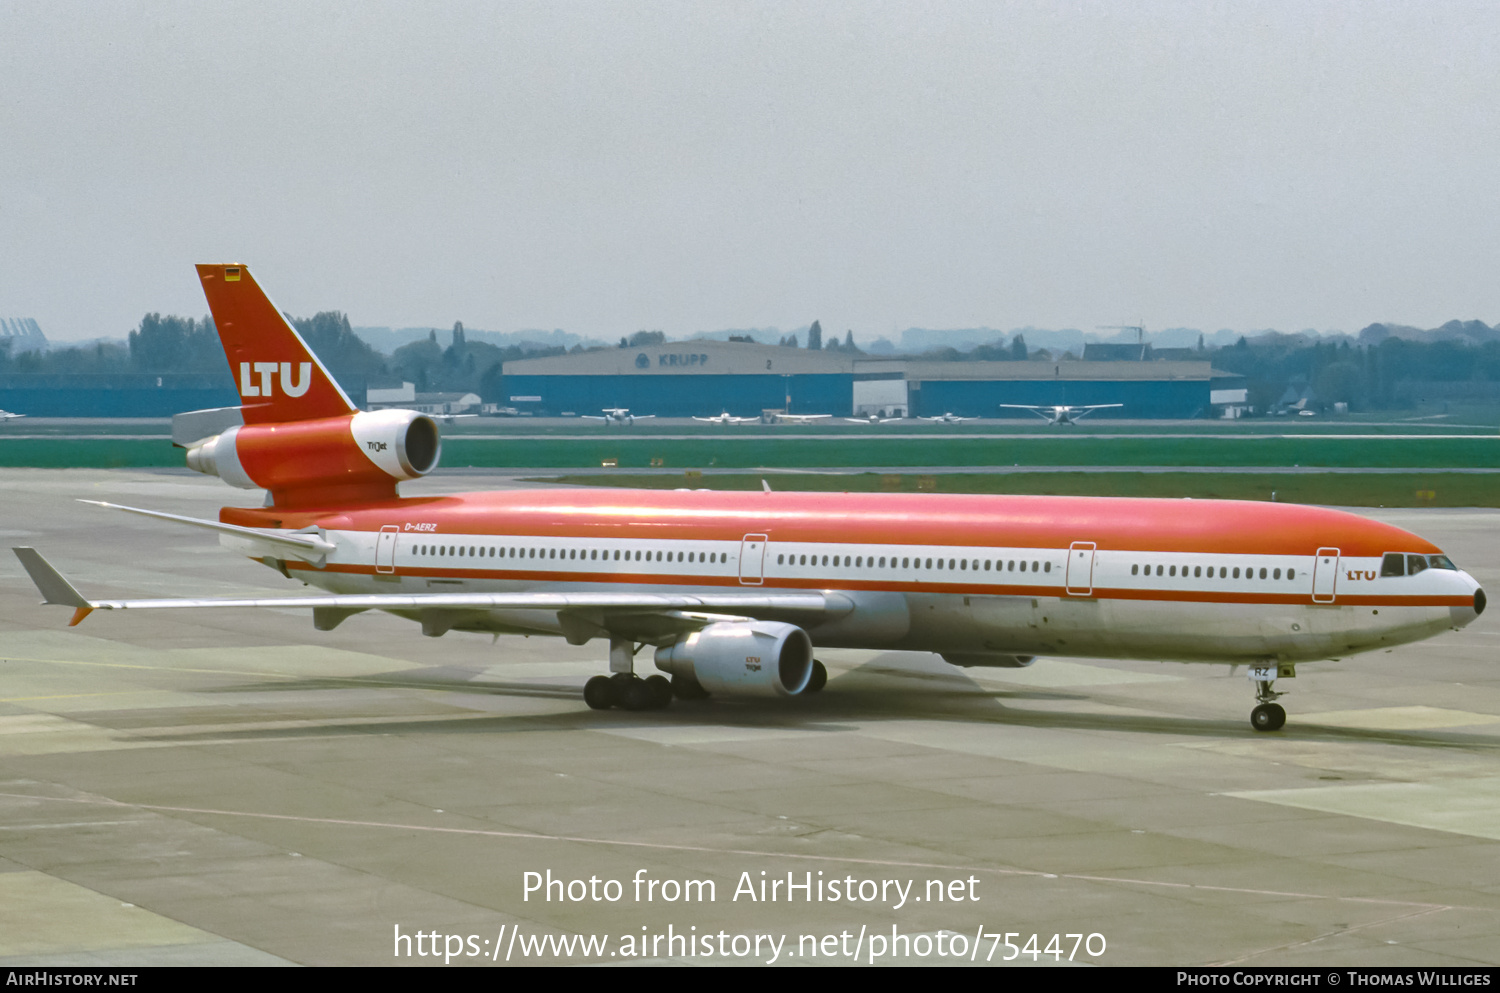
[196,264,356,424]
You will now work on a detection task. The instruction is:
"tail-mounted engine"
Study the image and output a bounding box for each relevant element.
[654,621,814,697]
[184,408,441,508]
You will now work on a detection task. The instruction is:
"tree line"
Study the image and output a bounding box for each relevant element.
[3,313,1497,413]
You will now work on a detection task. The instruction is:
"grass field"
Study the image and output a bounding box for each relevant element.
[1,424,1497,504]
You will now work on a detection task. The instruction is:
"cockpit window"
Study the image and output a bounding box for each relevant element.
[1407,554,1428,576]
[1429,555,1456,571]
[1381,553,1405,577]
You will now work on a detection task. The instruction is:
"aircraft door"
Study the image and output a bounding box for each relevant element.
[375,525,399,574]
[1312,547,1339,603]
[739,534,768,586]
[1065,541,1096,595]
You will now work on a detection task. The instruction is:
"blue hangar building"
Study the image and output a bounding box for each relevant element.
[500,339,1243,419]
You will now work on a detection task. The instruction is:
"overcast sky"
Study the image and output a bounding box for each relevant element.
[4,1,1499,342]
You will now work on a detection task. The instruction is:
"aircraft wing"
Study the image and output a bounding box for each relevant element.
[1070,404,1124,421]
[12,547,847,641]
[997,404,1054,421]
[78,500,335,564]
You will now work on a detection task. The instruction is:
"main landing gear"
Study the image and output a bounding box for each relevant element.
[584,672,673,711]
[1249,670,1287,732]
[581,637,829,711]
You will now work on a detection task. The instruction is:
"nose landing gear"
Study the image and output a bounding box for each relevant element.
[1249,668,1287,732]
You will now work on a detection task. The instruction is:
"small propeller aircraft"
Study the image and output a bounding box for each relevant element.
[582,408,655,426]
[919,412,975,424]
[845,412,904,424]
[692,411,759,425]
[760,412,833,425]
[998,403,1123,425]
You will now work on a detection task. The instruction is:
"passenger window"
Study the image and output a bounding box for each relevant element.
[1407,554,1428,575]
[1233,567,1240,579]
[1132,564,1139,575]
[1194,566,1201,578]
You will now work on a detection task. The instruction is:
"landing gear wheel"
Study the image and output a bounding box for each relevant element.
[1250,703,1286,732]
[805,659,827,693]
[583,675,615,710]
[671,673,710,701]
[644,675,673,710]
[619,677,655,712]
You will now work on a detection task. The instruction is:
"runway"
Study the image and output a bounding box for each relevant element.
[1,469,1497,966]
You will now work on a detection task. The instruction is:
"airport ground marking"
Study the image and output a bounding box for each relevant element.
[0,790,1479,918]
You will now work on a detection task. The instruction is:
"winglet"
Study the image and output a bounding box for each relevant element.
[11,548,96,624]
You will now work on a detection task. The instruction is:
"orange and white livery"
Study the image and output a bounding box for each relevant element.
[13,265,1487,731]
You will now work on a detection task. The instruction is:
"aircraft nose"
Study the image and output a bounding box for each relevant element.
[1452,587,1485,628]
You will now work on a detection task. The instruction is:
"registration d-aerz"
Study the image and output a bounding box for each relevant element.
[12,265,1486,731]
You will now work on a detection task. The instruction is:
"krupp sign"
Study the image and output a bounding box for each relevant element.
[638,352,709,369]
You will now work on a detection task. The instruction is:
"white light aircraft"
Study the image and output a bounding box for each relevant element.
[693,412,759,425]
[999,403,1123,425]
[761,412,833,425]
[582,408,654,426]
[844,413,904,424]
[919,412,976,424]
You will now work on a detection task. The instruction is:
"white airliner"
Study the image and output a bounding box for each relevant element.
[692,412,759,425]
[10,265,1487,733]
[999,403,1123,425]
[919,412,975,424]
[582,408,654,425]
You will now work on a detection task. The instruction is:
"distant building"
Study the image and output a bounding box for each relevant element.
[1082,342,1152,361]
[366,382,479,415]
[1,318,47,355]
[500,338,1236,419]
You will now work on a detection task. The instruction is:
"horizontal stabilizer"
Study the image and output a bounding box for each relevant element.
[78,500,335,560]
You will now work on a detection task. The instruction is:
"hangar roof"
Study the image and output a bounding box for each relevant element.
[505,340,1225,382]
[505,339,856,376]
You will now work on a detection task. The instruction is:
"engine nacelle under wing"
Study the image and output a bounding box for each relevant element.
[654,621,814,697]
[185,408,441,507]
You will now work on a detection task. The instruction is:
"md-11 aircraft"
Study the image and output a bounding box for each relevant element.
[582,408,654,425]
[12,266,1486,731]
[999,403,1123,425]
